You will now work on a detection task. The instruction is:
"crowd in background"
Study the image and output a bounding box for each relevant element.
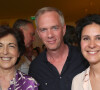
[1,6,100,90]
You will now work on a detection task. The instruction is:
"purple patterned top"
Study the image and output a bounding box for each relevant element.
[8,70,38,90]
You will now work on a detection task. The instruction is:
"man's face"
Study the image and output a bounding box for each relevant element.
[22,24,35,47]
[37,11,66,51]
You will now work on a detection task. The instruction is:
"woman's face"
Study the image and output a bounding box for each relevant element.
[0,34,19,69]
[81,23,100,64]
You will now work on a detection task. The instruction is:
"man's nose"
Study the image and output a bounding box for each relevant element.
[47,29,53,38]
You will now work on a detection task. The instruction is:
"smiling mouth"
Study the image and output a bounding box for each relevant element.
[1,57,11,61]
[87,51,98,54]
[48,40,56,44]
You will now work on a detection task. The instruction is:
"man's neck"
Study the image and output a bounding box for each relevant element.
[47,44,69,74]
[47,44,68,61]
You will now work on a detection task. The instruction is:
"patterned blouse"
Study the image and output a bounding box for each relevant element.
[8,70,38,90]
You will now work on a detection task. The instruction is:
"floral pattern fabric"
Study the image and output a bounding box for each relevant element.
[8,70,38,90]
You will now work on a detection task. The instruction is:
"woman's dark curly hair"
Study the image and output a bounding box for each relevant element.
[0,26,25,64]
[76,14,100,45]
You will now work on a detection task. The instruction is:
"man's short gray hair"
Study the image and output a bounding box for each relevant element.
[13,19,33,30]
[35,7,65,27]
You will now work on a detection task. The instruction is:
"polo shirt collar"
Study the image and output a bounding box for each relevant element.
[42,50,48,63]
[43,44,71,63]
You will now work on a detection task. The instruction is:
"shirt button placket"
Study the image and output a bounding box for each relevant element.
[60,76,62,79]
[45,82,48,86]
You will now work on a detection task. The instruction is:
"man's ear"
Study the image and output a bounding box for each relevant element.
[63,24,66,36]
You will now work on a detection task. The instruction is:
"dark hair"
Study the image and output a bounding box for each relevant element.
[33,47,40,55]
[76,14,100,43]
[64,25,78,46]
[13,19,33,29]
[0,26,25,64]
